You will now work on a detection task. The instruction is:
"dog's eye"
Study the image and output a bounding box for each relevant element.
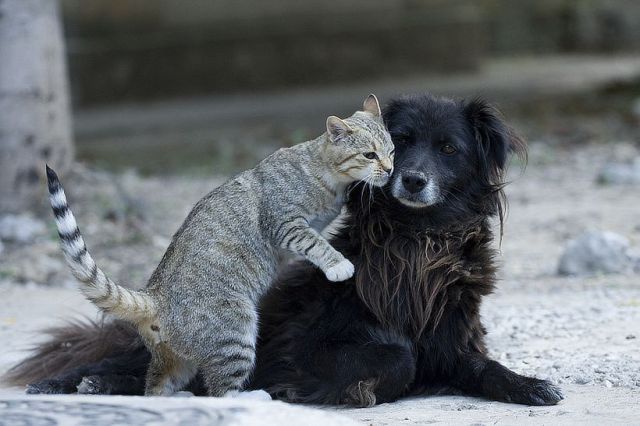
[394,134,410,143]
[440,144,457,155]
[363,152,378,160]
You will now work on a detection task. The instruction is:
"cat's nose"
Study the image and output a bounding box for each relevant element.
[381,158,393,175]
[402,173,427,194]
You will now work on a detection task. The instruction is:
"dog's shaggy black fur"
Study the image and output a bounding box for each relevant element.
[5,94,562,407]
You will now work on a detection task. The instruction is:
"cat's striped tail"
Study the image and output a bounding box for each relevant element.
[46,165,155,324]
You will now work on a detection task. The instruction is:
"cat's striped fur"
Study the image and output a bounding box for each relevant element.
[47,169,156,323]
[46,95,394,397]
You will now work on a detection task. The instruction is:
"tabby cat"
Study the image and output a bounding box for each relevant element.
[45,94,394,397]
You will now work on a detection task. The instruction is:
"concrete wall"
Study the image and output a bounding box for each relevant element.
[59,0,640,107]
[484,0,640,54]
[60,0,484,106]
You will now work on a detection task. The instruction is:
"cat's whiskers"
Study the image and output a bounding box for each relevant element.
[359,172,376,214]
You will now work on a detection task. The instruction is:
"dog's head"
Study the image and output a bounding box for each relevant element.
[382,94,526,225]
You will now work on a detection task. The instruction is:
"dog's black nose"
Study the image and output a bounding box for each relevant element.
[402,173,426,194]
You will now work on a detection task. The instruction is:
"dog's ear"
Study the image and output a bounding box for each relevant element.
[464,99,526,174]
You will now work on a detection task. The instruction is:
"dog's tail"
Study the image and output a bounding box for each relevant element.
[2,318,143,387]
[46,165,155,324]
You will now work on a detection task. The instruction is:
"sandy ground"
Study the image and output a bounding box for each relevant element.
[1,142,640,424]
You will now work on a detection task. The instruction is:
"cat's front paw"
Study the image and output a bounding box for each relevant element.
[324,259,355,282]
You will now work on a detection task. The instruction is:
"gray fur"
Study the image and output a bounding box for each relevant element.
[46,95,394,397]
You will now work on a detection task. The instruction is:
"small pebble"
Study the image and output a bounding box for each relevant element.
[597,158,640,185]
[558,231,635,276]
[0,214,46,243]
[574,376,592,385]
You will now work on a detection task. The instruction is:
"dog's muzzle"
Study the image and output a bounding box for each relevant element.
[391,171,441,208]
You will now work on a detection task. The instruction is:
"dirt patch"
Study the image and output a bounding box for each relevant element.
[1,142,639,423]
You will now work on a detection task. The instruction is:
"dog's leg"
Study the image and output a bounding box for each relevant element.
[26,374,83,395]
[453,353,563,406]
[26,347,151,395]
[77,374,145,395]
[284,327,415,407]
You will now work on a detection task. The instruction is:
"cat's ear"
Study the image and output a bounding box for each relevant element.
[363,94,382,117]
[326,116,353,142]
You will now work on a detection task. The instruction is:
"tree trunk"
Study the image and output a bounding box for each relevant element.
[0,0,73,214]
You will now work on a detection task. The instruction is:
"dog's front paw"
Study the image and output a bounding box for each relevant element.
[77,376,109,395]
[26,379,76,395]
[503,378,563,406]
[324,259,355,282]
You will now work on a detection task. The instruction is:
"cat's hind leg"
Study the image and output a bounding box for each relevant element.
[190,308,258,397]
[144,346,197,396]
[199,352,256,397]
[197,322,258,397]
[156,293,259,397]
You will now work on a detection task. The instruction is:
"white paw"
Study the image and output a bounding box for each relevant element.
[324,259,355,282]
[230,389,272,401]
[173,391,195,397]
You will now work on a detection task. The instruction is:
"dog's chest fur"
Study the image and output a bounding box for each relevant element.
[351,214,497,340]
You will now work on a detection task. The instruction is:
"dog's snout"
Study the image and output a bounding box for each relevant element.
[401,173,427,194]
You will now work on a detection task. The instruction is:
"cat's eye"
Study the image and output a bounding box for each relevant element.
[440,144,457,155]
[363,152,378,160]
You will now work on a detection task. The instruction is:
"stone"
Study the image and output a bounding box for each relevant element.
[573,376,592,385]
[597,158,640,185]
[14,253,61,284]
[0,394,358,426]
[558,231,635,276]
[0,214,47,243]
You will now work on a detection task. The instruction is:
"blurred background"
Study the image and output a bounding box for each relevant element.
[3,0,640,208]
[3,0,640,185]
[1,0,640,404]
[64,0,640,173]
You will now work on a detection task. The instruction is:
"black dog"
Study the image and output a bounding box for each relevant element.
[6,94,562,407]
[250,94,560,406]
